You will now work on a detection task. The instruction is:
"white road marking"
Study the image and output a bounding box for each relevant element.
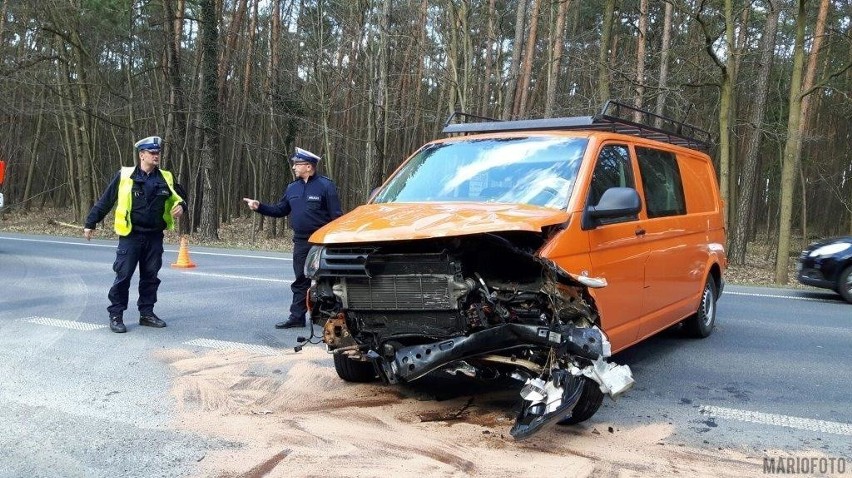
[170,250,292,261]
[725,291,838,303]
[701,405,852,436]
[0,235,291,261]
[171,270,292,283]
[183,338,280,355]
[22,316,107,331]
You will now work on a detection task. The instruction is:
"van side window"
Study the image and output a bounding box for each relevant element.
[588,144,637,224]
[636,147,686,218]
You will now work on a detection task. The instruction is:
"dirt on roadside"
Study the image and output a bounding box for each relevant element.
[155,347,769,478]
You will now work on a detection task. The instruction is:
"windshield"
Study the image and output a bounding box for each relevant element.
[373,137,588,209]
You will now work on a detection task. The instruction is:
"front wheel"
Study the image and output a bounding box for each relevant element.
[837,266,852,304]
[557,377,604,426]
[333,353,378,382]
[683,277,717,338]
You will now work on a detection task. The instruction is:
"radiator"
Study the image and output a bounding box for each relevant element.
[342,275,456,310]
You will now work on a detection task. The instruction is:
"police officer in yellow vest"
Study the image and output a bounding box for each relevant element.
[83,136,187,333]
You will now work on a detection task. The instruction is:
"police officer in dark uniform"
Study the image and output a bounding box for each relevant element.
[83,135,187,333]
[242,147,343,329]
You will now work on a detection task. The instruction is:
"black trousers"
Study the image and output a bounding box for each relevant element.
[288,239,312,323]
[107,231,164,317]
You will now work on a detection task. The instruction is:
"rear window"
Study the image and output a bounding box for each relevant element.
[373,137,588,210]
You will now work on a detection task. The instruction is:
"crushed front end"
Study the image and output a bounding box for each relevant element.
[306,231,633,439]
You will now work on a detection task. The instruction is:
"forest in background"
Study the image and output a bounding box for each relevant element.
[0,0,850,284]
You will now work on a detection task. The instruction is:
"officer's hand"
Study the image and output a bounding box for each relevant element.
[242,198,260,211]
[171,203,184,219]
[83,228,94,241]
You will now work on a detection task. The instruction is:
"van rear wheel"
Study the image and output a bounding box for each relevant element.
[333,353,378,382]
[683,277,717,338]
[557,377,604,426]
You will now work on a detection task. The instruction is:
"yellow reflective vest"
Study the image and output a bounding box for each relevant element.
[114,167,183,236]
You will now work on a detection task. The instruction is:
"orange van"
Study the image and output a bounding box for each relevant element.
[305,101,727,439]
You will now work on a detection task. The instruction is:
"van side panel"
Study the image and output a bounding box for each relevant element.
[634,149,723,340]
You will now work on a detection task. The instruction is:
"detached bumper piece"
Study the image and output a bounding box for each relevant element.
[511,370,584,439]
[510,358,634,439]
[375,323,611,384]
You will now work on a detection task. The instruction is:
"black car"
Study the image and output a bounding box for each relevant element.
[797,236,852,303]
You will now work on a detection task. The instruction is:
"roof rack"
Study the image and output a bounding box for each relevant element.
[442,100,712,152]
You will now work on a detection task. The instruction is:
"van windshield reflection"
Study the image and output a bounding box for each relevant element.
[373,137,588,209]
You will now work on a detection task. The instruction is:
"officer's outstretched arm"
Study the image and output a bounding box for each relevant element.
[242,197,260,211]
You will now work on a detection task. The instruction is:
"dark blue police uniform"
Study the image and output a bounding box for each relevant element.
[85,166,184,318]
[257,173,343,325]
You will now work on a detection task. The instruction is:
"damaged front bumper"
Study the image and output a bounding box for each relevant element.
[374,322,611,382]
[356,322,633,439]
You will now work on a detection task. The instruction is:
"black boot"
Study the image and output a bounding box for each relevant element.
[110,316,127,333]
[275,318,305,329]
[139,313,167,328]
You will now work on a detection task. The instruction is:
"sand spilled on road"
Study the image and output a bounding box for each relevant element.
[156,347,761,477]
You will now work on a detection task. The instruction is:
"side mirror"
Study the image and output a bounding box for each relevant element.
[582,187,641,230]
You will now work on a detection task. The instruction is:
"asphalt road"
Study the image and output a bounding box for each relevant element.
[1,232,850,477]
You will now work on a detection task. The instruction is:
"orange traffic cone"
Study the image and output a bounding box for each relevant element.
[171,235,197,268]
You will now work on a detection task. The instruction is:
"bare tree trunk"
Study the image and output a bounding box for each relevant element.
[53,36,80,217]
[696,0,736,228]
[502,0,527,119]
[163,0,191,233]
[446,5,460,115]
[364,0,390,197]
[654,1,672,120]
[775,0,829,283]
[632,0,647,120]
[718,0,736,227]
[515,0,541,118]
[198,0,221,241]
[545,0,570,118]
[596,0,615,106]
[729,0,779,265]
[480,0,497,117]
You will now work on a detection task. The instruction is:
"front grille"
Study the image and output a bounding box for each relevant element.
[343,275,456,310]
[318,247,377,277]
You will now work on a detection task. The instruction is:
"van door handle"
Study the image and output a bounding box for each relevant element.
[635,228,646,236]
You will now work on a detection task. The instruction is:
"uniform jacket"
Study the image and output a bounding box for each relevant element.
[85,166,186,234]
[257,174,343,240]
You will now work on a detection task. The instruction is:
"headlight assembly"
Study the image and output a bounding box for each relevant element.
[304,245,325,278]
[809,243,851,258]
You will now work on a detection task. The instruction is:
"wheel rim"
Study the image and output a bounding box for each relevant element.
[845,273,852,295]
[700,284,715,326]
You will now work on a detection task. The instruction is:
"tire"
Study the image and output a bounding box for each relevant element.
[333,353,378,383]
[683,277,717,338]
[838,266,852,304]
[557,377,604,426]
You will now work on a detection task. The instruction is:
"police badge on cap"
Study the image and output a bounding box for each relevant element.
[291,147,321,165]
[134,136,162,152]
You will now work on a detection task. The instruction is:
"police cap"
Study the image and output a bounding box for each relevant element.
[135,136,162,152]
[291,147,321,165]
